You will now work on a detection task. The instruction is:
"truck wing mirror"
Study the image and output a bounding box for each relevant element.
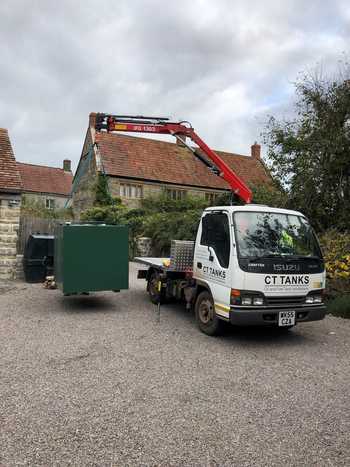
[208,246,214,262]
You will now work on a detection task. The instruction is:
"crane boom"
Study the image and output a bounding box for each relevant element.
[94,113,252,203]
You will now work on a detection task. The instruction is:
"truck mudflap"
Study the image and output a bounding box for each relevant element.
[229,305,327,326]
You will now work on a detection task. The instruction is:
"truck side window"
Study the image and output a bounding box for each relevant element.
[201,213,230,268]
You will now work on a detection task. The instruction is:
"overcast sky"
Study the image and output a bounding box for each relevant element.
[0,0,349,171]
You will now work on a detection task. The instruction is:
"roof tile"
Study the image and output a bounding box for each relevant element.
[0,128,22,192]
[94,132,271,190]
[17,163,72,196]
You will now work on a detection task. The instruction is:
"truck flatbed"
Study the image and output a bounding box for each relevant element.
[134,256,193,274]
[135,241,195,274]
[134,257,170,270]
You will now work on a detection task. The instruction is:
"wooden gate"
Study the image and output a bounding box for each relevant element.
[17,216,65,254]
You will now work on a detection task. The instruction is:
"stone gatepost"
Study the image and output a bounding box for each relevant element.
[136,237,152,257]
[0,198,21,280]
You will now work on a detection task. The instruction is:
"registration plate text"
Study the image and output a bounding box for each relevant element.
[278,311,296,327]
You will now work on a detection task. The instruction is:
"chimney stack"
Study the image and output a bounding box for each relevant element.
[89,112,97,128]
[63,159,71,172]
[251,142,261,159]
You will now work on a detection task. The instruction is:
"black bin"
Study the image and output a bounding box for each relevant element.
[23,234,54,283]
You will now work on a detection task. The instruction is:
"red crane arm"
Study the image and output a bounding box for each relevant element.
[95,114,252,203]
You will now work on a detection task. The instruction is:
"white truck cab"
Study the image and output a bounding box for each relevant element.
[137,204,326,335]
[192,204,326,334]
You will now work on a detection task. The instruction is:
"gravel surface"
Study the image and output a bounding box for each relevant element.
[1,262,350,466]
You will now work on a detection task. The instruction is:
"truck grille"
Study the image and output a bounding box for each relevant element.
[265,296,305,307]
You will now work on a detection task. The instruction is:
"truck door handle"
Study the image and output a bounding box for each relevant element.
[197,262,202,269]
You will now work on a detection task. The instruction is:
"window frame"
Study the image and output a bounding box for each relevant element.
[165,188,187,200]
[232,210,323,259]
[45,198,55,210]
[200,211,231,268]
[205,192,220,204]
[120,183,143,199]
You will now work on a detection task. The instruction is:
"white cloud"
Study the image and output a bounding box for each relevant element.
[0,0,349,170]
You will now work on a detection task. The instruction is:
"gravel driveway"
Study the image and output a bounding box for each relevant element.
[1,263,349,466]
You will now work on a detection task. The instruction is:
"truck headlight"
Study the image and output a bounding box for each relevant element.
[242,297,252,305]
[230,290,265,306]
[305,295,323,304]
[253,297,264,306]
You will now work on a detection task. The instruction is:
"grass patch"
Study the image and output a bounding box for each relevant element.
[327,295,350,319]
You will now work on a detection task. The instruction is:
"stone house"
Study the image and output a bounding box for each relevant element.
[17,160,73,210]
[71,113,272,216]
[0,128,22,280]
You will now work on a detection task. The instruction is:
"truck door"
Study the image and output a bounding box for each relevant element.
[194,212,232,318]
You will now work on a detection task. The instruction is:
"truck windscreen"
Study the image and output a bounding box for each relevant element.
[233,212,322,259]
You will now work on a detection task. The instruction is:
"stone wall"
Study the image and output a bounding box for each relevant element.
[108,177,225,208]
[15,254,24,280]
[136,237,152,257]
[71,130,98,218]
[0,196,21,280]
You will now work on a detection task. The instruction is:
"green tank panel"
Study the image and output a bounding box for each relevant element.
[54,224,129,294]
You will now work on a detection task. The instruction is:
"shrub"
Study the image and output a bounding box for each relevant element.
[319,230,350,295]
[325,255,350,281]
[21,196,73,220]
[140,194,208,213]
[81,204,127,224]
[142,209,201,255]
[251,184,287,208]
[327,295,350,319]
[94,173,114,206]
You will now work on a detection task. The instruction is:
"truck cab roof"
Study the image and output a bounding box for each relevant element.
[204,204,305,217]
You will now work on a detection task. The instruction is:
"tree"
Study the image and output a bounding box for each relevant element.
[263,66,350,231]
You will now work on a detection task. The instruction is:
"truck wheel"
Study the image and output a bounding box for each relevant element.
[195,291,224,336]
[147,272,163,305]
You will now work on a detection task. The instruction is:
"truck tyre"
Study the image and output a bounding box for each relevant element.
[195,291,224,336]
[147,271,164,305]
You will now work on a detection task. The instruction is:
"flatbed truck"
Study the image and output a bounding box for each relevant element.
[136,205,326,335]
[94,114,327,335]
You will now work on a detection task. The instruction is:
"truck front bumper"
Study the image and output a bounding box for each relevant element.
[229,305,327,326]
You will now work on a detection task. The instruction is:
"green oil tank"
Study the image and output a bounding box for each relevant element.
[54,223,129,294]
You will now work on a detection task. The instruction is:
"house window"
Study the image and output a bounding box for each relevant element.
[120,183,143,198]
[46,198,55,210]
[165,189,187,200]
[205,192,219,204]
